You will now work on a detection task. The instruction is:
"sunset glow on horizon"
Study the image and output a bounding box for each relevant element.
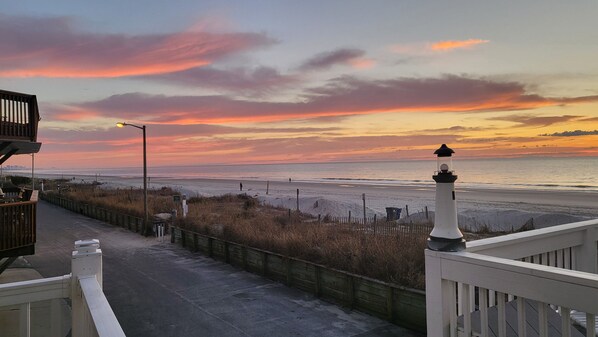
[2,1,597,169]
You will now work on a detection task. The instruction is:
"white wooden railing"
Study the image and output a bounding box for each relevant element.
[0,240,125,337]
[426,219,598,337]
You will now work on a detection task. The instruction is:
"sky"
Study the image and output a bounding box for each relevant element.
[1,1,598,169]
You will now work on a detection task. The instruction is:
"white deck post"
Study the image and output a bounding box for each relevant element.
[573,227,598,274]
[71,239,102,336]
[425,250,452,337]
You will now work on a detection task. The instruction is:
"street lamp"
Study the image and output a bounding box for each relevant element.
[116,122,150,236]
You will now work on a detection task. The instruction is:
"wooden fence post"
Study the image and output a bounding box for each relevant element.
[208,237,214,257]
[242,246,248,270]
[347,275,355,308]
[285,258,292,286]
[262,252,268,276]
[314,265,321,297]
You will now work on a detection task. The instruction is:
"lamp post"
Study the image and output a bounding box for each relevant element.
[117,122,150,236]
[427,144,465,251]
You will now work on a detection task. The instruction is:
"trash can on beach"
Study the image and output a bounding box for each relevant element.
[385,207,401,221]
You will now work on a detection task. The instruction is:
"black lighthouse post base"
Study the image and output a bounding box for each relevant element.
[427,236,466,252]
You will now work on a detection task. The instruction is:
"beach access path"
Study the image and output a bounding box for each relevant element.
[26,201,423,337]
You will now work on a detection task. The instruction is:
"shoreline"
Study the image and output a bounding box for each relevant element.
[31,173,598,231]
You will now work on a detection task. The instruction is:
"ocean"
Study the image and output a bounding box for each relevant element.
[27,156,598,192]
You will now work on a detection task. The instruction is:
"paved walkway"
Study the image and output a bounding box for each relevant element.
[27,201,423,337]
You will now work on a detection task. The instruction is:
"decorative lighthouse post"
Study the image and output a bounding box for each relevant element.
[428,144,465,251]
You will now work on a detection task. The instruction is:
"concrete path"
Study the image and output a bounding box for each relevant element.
[27,201,423,337]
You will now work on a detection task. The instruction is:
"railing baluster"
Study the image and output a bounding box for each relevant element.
[497,292,506,337]
[565,248,572,269]
[586,313,596,337]
[538,302,548,337]
[449,281,457,337]
[50,298,62,337]
[469,285,475,314]
[561,307,571,337]
[480,288,489,337]
[458,282,463,316]
[557,249,564,268]
[20,302,31,337]
[463,283,472,336]
[517,297,527,337]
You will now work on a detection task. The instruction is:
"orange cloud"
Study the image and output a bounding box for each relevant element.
[430,39,489,51]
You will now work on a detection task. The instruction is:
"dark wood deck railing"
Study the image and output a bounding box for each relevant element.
[0,201,37,253]
[0,90,40,142]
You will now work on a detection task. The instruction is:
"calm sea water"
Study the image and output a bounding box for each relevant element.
[30,157,598,192]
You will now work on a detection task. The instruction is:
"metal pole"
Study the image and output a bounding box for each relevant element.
[143,125,148,236]
[362,193,366,225]
[31,154,35,190]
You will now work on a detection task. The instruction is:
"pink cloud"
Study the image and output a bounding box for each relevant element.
[0,14,274,78]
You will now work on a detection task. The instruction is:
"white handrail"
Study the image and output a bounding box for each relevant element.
[78,276,126,337]
[0,274,71,307]
[466,218,598,258]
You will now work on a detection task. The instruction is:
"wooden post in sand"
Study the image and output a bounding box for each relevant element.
[348,210,352,223]
[405,205,409,217]
[296,189,299,211]
[362,193,366,225]
[425,206,429,219]
[266,181,269,195]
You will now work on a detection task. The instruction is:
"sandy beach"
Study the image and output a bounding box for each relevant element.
[35,173,598,232]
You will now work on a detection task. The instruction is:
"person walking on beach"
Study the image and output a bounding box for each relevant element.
[240,182,243,191]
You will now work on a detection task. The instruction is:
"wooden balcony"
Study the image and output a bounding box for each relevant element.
[0,200,36,259]
[0,89,41,165]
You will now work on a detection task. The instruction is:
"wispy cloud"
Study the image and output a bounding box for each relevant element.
[540,130,598,137]
[55,75,598,124]
[136,66,297,93]
[298,48,373,71]
[489,114,581,127]
[430,39,489,51]
[0,14,274,78]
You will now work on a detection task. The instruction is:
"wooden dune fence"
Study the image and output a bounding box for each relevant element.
[171,226,426,333]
